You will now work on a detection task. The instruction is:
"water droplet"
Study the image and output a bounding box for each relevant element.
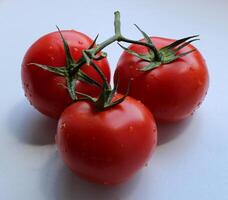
[129,126,134,132]
[130,77,134,81]
[49,46,53,49]
[60,123,66,130]
[25,83,29,89]
[197,102,202,107]
[198,80,203,86]
[189,66,195,71]
[29,100,33,105]
[73,47,78,52]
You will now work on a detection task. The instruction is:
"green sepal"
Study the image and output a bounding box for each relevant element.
[28,63,66,76]
[118,43,152,62]
[160,35,199,51]
[134,24,160,59]
[66,75,77,100]
[56,26,75,69]
[75,91,96,103]
[77,70,101,88]
[105,79,130,109]
[139,61,161,71]
[128,35,200,71]
[174,39,199,52]
[88,34,99,49]
[159,35,199,64]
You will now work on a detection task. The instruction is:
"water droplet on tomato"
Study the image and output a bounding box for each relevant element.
[60,123,66,130]
[129,126,134,132]
[49,46,53,50]
[189,66,195,71]
[73,47,78,52]
[25,83,29,89]
[29,100,33,105]
[197,102,202,108]
[130,77,134,81]
[198,80,203,86]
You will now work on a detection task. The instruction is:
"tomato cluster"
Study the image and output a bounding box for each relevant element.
[21,11,209,185]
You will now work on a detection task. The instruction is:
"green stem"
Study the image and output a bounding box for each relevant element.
[73,11,159,71]
[94,35,118,54]
[93,11,157,55]
[90,62,110,90]
[114,11,121,37]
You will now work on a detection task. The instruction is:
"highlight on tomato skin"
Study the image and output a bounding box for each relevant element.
[115,36,209,122]
[21,30,110,119]
[56,94,157,185]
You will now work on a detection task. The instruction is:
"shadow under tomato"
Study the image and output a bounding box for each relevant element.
[7,100,57,145]
[40,151,142,200]
[157,117,193,146]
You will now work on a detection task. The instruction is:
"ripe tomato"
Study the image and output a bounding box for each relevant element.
[115,37,209,122]
[56,94,157,185]
[22,30,110,119]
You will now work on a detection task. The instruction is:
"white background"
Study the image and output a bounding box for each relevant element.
[0,0,228,199]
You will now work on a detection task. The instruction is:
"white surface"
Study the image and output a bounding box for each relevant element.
[0,0,228,199]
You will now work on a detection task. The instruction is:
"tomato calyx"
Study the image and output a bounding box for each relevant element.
[76,60,130,111]
[29,28,102,101]
[118,29,200,71]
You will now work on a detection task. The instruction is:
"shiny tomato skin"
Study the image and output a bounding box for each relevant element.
[22,30,110,119]
[115,37,209,122]
[56,95,157,185]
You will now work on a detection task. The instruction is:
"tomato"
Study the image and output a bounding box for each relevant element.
[22,30,110,119]
[115,37,209,122]
[56,94,157,185]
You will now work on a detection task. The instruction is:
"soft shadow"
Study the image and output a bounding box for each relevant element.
[157,117,193,146]
[41,151,142,200]
[7,100,57,145]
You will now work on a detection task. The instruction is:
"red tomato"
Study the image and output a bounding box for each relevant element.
[115,37,209,122]
[22,30,110,119]
[56,94,157,185]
